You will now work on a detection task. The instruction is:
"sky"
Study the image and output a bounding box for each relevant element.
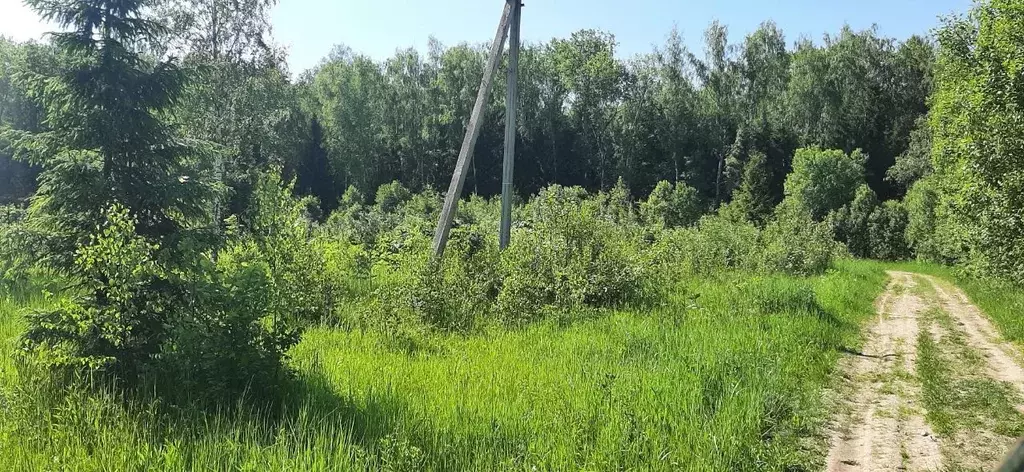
[2,0,973,75]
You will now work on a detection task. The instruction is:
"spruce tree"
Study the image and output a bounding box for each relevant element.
[3,0,212,378]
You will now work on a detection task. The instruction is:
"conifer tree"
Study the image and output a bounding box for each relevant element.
[3,0,213,378]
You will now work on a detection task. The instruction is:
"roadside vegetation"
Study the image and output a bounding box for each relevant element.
[1,0,1024,470]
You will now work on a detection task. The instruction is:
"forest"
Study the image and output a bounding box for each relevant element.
[1,0,1023,470]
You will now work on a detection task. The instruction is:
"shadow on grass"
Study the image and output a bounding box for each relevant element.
[5,356,535,470]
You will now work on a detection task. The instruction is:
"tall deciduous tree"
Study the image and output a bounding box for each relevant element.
[930,0,1024,281]
[161,0,298,219]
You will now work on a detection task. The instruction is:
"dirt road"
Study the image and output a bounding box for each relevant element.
[825,271,1024,471]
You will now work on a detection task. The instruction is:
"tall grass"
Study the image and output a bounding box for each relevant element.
[0,260,886,471]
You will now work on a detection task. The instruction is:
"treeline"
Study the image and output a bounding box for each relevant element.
[299,23,933,209]
[2,6,932,213]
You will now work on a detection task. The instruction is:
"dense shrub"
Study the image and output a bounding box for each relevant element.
[21,205,171,378]
[640,180,703,228]
[646,215,759,278]
[728,152,777,226]
[320,238,373,305]
[163,246,300,400]
[0,204,44,289]
[784,147,865,220]
[456,194,503,228]
[828,185,879,258]
[886,115,933,192]
[159,173,333,400]
[369,226,499,335]
[867,200,911,261]
[374,180,413,214]
[497,185,648,325]
[598,177,637,224]
[929,0,1024,281]
[338,185,365,213]
[757,200,841,275]
[904,177,942,262]
[236,172,332,326]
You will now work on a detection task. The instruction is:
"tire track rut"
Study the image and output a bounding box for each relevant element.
[825,271,940,472]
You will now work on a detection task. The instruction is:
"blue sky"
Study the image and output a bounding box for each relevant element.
[271,0,970,74]
[1,0,972,75]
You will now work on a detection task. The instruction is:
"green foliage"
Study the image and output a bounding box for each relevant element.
[928,0,1024,281]
[0,39,47,204]
[0,260,889,471]
[640,180,702,228]
[4,0,226,383]
[232,172,330,326]
[828,184,910,261]
[164,250,299,401]
[757,200,841,275]
[784,147,866,220]
[0,3,989,469]
[0,205,44,290]
[339,185,365,212]
[904,177,942,262]
[498,185,647,325]
[867,200,911,261]
[21,205,166,376]
[375,181,413,214]
[787,28,932,198]
[886,115,933,193]
[828,184,878,258]
[371,227,499,336]
[597,177,636,224]
[728,151,776,225]
[0,0,323,400]
[160,172,331,400]
[646,215,760,278]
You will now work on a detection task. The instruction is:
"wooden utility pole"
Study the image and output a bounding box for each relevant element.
[432,1,514,259]
[499,1,522,250]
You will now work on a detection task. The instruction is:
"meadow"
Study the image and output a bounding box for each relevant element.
[0,259,887,471]
[2,0,1022,468]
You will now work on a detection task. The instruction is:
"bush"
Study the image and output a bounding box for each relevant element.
[362,222,499,341]
[728,151,777,226]
[828,184,878,258]
[164,245,300,401]
[867,200,911,261]
[320,238,373,306]
[21,205,168,378]
[15,186,312,402]
[157,172,327,401]
[904,177,942,262]
[375,181,413,214]
[646,215,759,279]
[828,184,911,261]
[498,185,647,325]
[886,115,932,192]
[236,172,332,326]
[0,204,44,290]
[757,200,840,275]
[338,185,365,213]
[784,147,865,220]
[930,0,1024,280]
[597,177,637,224]
[640,180,703,228]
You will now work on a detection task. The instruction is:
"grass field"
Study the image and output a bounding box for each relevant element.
[0,260,887,471]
